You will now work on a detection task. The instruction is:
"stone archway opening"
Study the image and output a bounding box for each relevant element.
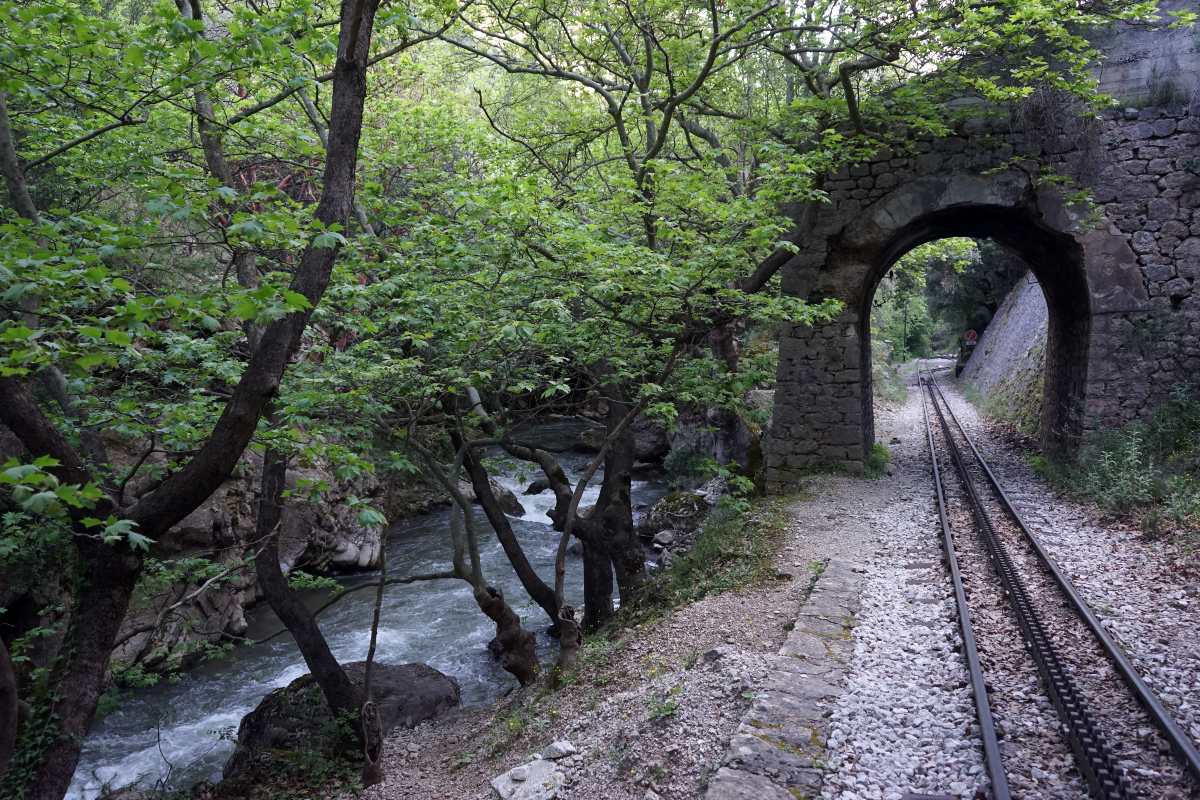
[860,203,1092,457]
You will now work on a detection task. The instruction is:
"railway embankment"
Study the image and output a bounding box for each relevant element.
[960,272,1047,435]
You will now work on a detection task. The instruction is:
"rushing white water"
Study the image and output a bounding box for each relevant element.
[68,450,662,799]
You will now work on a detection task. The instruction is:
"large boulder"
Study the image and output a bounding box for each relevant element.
[576,415,670,462]
[223,661,460,783]
[457,478,526,517]
[509,416,604,452]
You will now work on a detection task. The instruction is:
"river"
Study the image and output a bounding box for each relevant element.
[68,450,664,799]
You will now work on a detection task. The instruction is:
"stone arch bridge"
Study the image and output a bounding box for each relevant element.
[763,13,1200,489]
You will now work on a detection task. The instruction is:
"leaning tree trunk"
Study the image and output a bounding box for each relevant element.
[595,394,645,602]
[419,447,541,687]
[254,448,363,719]
[475,586,538,686]
[581,541,615,630]
[1,612,22,776]
[461,447,559,627]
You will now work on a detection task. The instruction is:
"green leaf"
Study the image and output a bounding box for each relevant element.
[356,507,387,528]
[312,231,346,249]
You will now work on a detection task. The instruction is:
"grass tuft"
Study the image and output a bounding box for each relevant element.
[863,443,891,479]
[1032,384,1200,542]
[621,497,792,625]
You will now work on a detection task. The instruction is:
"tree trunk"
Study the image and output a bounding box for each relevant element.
[707,322,751,470]
[0,635,17,777]
[461,447,559,627]
[475,586,538,686]
[581,541,615,630]
[254,448,362,718]
[552,606,581,678]
[596,396,644,602]
[16,538,142,800]
[0,92,39,221]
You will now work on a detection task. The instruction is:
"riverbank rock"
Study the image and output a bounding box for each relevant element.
[107,448,404,677]
[663,406,758,488]
[457,478,526,516]
[222,661,460,785]
[490,757,568,800]
[576,415,670,462]
[639,490,712,539]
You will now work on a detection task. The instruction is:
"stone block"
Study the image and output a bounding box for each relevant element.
[1143,262,1176,282]
[1130,231,1157,254]
[875,172,898,190]
[1149,198,1180,221]
[1131,122,1155,140]
[1152,119,1178,137]
[1165,277,1190,297]
[1161,171,1195,189]
[1147,158,1173,175]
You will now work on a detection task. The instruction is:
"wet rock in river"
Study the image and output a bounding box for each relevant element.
[222,661,460,785]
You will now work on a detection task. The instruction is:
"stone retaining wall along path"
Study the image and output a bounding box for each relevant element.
[705,559,865,800]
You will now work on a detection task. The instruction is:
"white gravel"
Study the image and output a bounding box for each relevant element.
[820,375,987,800]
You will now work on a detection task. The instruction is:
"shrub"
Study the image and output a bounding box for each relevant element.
[623,497,790,623]
[864,443,891,479]
[1046,385,1200,538]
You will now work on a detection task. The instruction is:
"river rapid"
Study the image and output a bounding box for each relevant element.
[68,450,664,799]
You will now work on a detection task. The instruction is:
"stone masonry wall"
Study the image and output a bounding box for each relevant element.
[765,100,1200,491]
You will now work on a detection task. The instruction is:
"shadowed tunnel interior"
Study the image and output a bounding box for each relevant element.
[861,204,1092,456]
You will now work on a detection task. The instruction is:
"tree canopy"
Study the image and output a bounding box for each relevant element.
[0,0,1174,795]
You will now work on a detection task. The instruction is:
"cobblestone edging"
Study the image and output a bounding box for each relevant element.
[705,558,864,800]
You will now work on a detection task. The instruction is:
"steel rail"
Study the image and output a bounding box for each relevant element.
[924,374,1132,799]
[919,371,1011,800]
[928,375,1200,787]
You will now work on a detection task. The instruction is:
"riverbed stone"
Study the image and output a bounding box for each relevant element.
[457,478,527,516]
[222,661,460,785]
[491,757,567,800]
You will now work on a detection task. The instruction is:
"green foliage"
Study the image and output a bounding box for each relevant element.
[287,570,343,593]
[864,444,891,480]
[647,684,682,721]
[874,243,946,361]
[871,338,909,407]
[0,694,58,800]
[626,497,791,623]
[1036,386,1200,538]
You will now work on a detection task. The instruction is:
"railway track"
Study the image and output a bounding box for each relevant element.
[919,368,1200,800]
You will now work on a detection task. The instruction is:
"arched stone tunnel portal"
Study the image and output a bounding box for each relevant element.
[761,137,1199,491]
[760,5,1200,492]
[862,200,1093,456]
